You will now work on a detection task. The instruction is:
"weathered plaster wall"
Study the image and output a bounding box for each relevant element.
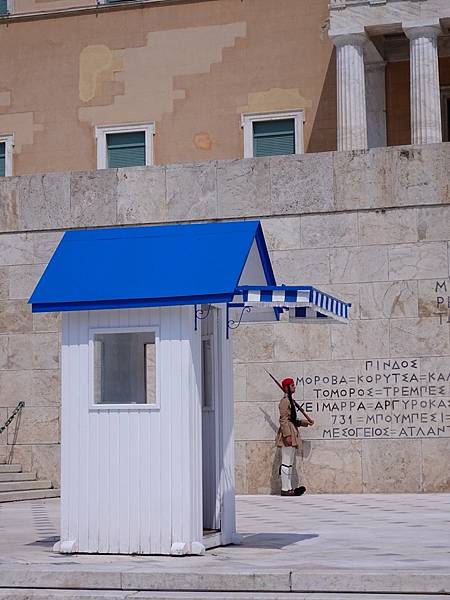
[0,0,336,176]
[0,143,450,494]
[13,0,94,13]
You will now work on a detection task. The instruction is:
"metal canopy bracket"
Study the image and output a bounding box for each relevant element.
[226,304,252,339]
[194,304,212,331]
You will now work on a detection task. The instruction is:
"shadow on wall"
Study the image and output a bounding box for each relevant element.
[259,406,282,494]
[307,49,337,153]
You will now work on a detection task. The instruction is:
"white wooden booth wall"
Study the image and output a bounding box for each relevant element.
[59,304,235,555]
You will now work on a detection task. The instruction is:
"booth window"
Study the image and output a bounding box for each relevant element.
[93,331,156,405]
[241,111,304,158]
[95,123,155,169]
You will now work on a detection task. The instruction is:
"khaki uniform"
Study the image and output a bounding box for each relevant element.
[275,396,309,448]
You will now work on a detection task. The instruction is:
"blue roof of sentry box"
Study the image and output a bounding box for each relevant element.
[29,220,275,312]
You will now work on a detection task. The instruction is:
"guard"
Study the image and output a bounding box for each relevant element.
[275,377,315,497]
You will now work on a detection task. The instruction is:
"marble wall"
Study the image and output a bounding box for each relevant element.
[0,143,449,493]
[234,228,450,493]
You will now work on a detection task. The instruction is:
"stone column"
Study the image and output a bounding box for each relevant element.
[405,25,442,144]
[365,61,387,148]
[332,33,368,151]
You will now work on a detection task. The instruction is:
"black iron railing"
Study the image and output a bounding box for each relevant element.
[0,401,24,436]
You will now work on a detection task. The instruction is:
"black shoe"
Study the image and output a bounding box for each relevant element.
[294,486,306,496]
[280,489,296,496]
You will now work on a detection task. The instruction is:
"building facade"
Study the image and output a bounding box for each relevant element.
[0,0,449,175]
[1,0,450,495]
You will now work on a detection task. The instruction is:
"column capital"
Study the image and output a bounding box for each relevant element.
[329,32,368,48]
[404,24,442,41]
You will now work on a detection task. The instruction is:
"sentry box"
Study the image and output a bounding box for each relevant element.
[29,220,349,556]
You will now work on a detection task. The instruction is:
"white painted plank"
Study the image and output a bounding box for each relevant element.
[128,409,139,553]
[59,312,71,547]
[149,310,161,553]
[69,311,81,549]
[78,312,90,551]
[87,311,100,553]
[160,307,175,553]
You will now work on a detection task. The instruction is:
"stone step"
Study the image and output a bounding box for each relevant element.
[0,488,60,503]
[0,472,36,482]
[136,595,450,600]
[0,464,22,473]
[0,591,446,600]
[0,592,129,600]
[0,480,52,493]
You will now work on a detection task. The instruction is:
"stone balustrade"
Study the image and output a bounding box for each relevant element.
[0,143,449,233]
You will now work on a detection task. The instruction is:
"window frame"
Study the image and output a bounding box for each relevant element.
[240,110,305,159]
[88,325,160,411]
[0,134,14,177]
[201,333,215,412]
[95,122,155,169]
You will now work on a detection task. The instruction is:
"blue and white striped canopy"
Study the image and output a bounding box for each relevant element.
[231,285,351,323]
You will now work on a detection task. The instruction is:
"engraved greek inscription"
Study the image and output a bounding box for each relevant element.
[299,357,450,440]
[433,281,450,324]
[435,281,447,293]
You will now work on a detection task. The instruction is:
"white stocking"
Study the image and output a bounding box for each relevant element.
[280,445,295,491]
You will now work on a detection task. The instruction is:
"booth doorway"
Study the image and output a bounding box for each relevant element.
[201,306,222,534]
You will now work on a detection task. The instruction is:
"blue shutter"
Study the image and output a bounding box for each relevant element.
[106,131,146,168]
[253,119,295,157]
[0,143,5,177]
[0,0,8,14]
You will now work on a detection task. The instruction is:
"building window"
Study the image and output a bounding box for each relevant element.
[253,119,295,157]
[241,111,305,158]
[91,329,158,406]
[0,135,13,177]
[0,0,8,15]
[96,123,155,169]
[107,131,145,168]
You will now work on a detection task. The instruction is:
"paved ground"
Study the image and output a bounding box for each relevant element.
[1,493,449,570]
[0,494,449,597]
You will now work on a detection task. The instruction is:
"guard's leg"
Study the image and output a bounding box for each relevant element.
[280,445,295,491]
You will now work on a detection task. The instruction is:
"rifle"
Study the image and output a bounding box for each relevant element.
[264,369,314,426]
